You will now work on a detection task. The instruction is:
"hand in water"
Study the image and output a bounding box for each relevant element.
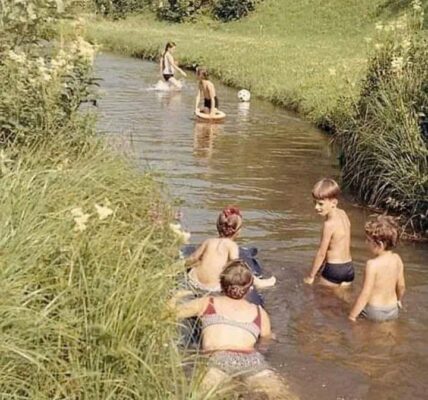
[182,71,187,77]
[397,300,403,309]
[348,315,357,322]
[303,276,315,285]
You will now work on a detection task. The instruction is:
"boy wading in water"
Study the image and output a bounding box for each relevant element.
[349,216,405,322]
[159,41,187,89]
[186,207,275,293]
[195,66,219,117]
[304,178,354,287]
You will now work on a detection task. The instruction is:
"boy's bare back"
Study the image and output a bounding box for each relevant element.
[325,208,351,263]
[366,252,404,306]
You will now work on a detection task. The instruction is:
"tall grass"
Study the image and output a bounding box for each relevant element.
[0,138,199,398]
[335,7,428,237]
[0,1,215,398]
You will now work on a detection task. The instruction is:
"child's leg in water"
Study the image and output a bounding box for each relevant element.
[200,367,232,393]
[244,369,299,400]
[168,77,182,89]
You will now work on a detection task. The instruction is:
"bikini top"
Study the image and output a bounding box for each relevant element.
[201,297,261,340]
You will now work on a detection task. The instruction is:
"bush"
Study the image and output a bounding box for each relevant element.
[156,0,209,22]
[336,4,428,237]
[212,0,259,22]
[93,0,152,18]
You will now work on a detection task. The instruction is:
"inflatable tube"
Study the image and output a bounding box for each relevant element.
[195,109,226,122]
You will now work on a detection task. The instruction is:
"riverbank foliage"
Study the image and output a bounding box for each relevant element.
[336,4,428,236]
[92,0,261,22]
[0,1,202,397]
[85,0,427,237]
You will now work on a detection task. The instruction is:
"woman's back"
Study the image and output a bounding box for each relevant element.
[201,297,262,351]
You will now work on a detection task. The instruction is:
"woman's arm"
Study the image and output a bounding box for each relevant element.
[159,54,164,76]
[169,54,187,77]
[349,261,376,321]
[259,307,272,339]
[304,221,334,284]
[185,240,208,267]
[169,295,208,319]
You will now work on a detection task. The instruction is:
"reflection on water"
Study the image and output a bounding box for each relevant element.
[193,122,222,159]
[95,52,428,400]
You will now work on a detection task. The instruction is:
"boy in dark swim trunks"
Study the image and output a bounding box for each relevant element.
[304,178,354,287]
[349,216,405,322]
[195,66,219,116]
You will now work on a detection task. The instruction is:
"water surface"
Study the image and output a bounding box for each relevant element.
[95,52,428,400]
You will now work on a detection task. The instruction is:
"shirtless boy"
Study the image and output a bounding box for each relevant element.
[195,66,218,116]
[349,216,405,322]
[186,207,275,293]
[304,178,354,287]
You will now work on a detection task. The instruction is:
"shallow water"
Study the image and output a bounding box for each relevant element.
[94,52,428,400]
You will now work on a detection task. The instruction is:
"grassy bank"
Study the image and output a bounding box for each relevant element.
[85,0,382,125]
[0,2,206,397]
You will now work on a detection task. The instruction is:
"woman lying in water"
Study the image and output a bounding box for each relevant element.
[185,206,276,294]
[171,260,298,399]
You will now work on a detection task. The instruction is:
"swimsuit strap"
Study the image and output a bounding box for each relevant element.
[253,306,261,329]
[202,297,216,316]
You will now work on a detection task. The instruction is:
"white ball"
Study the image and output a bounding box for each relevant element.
[237,89,251,102]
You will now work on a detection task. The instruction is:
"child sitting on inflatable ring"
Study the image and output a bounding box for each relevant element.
[186,206,276,293]
[171,260,298,399]
[195,66,221,117]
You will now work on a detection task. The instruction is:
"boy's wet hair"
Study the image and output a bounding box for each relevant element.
[216,206,242,238]
[220,259,254,300]
[196,66,209,80]
[312,178,341,200]
[365,215,399,250]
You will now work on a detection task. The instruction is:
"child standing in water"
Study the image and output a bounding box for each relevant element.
[159,42,187,89]
[186,207,275,293]
[304,178,354,286]
[349,216,405,322]
[195,66,219,116]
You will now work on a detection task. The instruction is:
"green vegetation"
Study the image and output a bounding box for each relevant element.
[0,1,206,397]
[336,9,428,237]
[85,0,427,237]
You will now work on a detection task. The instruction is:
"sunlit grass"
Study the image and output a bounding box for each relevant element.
[0,134,209,398]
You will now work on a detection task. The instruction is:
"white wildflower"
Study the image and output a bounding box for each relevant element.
[391,56,404,74]
[8,50,26,64]
[364,37,372,43]
[328,68,336,76]
[375,22,384,31]
[412,0,422,12]
[374,43,384,50]
[401,38,411,51]
[169,223,191,244]
[94,204,113,220]
[395,16,407,30]
[71,207,90,232]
